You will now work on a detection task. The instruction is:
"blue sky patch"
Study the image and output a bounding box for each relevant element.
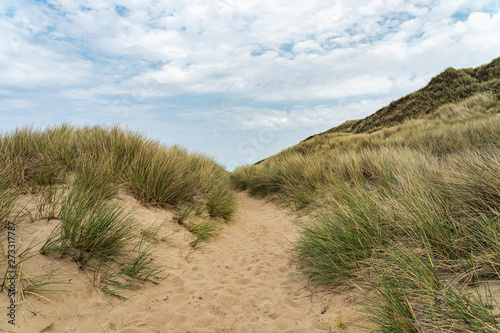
[279,43,294,53]
[115,5,130,18]
[251,44,272,57]
[5,7,16,18]
[451,11,470,22]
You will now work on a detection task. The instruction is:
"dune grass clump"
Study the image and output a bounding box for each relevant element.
[40,186,136,267]
[126,145,198,206]
[174,204,222,248]
[72,154,122,205]
[363,246,500,333]
[117,238,163,284]
[444,147,500,214]
[185,220,221,248]
[286,143,499,331]
[39,183,163,296]
[295,184,389,285]
[127,144,236,220]
[0,125,76,192]
[0,163,19,225]
[74,125,145,172]
[429,92,500,121]
[174,202,196,225]
[292,145,500,330]
[207,182,238,220]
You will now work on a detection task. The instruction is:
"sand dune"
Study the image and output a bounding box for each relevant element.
[3,192,363,332]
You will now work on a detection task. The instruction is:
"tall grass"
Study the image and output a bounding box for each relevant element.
[363,246,500,333]
[126,144,236,219]
[233,100,500,203]
[294,184,389,286]
[0,124,236,219]
[0,161,19,225]
[127,145,198,206]
[40,187,137,267]
[207,181,238,220]
[293,145,500,330]
[73,154,122,205]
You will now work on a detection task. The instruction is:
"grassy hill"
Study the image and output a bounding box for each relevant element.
[313,56,500,136]
[232,57,500,331]
[0,125,236,297]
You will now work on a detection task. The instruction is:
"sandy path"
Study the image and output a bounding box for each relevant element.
[3,192,363,332]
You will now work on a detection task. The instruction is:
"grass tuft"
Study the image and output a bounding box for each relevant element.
[185,220,221,247]
[40,187,137,267]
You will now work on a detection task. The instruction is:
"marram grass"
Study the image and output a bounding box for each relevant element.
[40,186,137,267]
[0,124,237,220]
[0,124,236,297]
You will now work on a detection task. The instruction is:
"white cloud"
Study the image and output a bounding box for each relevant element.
[223,97,390,132]
[4,0,499,99]
[1,0,500,167]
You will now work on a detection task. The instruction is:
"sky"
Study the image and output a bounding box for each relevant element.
[1,1,500,170]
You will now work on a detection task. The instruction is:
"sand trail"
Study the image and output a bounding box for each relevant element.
[3,192,363,332]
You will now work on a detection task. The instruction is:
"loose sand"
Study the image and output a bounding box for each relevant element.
[2,191,364,332]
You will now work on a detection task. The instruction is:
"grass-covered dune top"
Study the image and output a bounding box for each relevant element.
[0,124,236,220]
[317,56,500,137]
[0,125,236,297]
[232,57,500,331]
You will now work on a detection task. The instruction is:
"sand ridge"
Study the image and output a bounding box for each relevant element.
[2,192,363,332]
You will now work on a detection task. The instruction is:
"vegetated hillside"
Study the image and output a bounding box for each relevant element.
[317,56,500,136]
[0,125,236,298]
[232,57,500,331]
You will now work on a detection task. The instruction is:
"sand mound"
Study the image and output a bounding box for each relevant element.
[2,192,363,332]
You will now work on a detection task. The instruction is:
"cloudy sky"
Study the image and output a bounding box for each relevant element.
[1,0,499,169]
